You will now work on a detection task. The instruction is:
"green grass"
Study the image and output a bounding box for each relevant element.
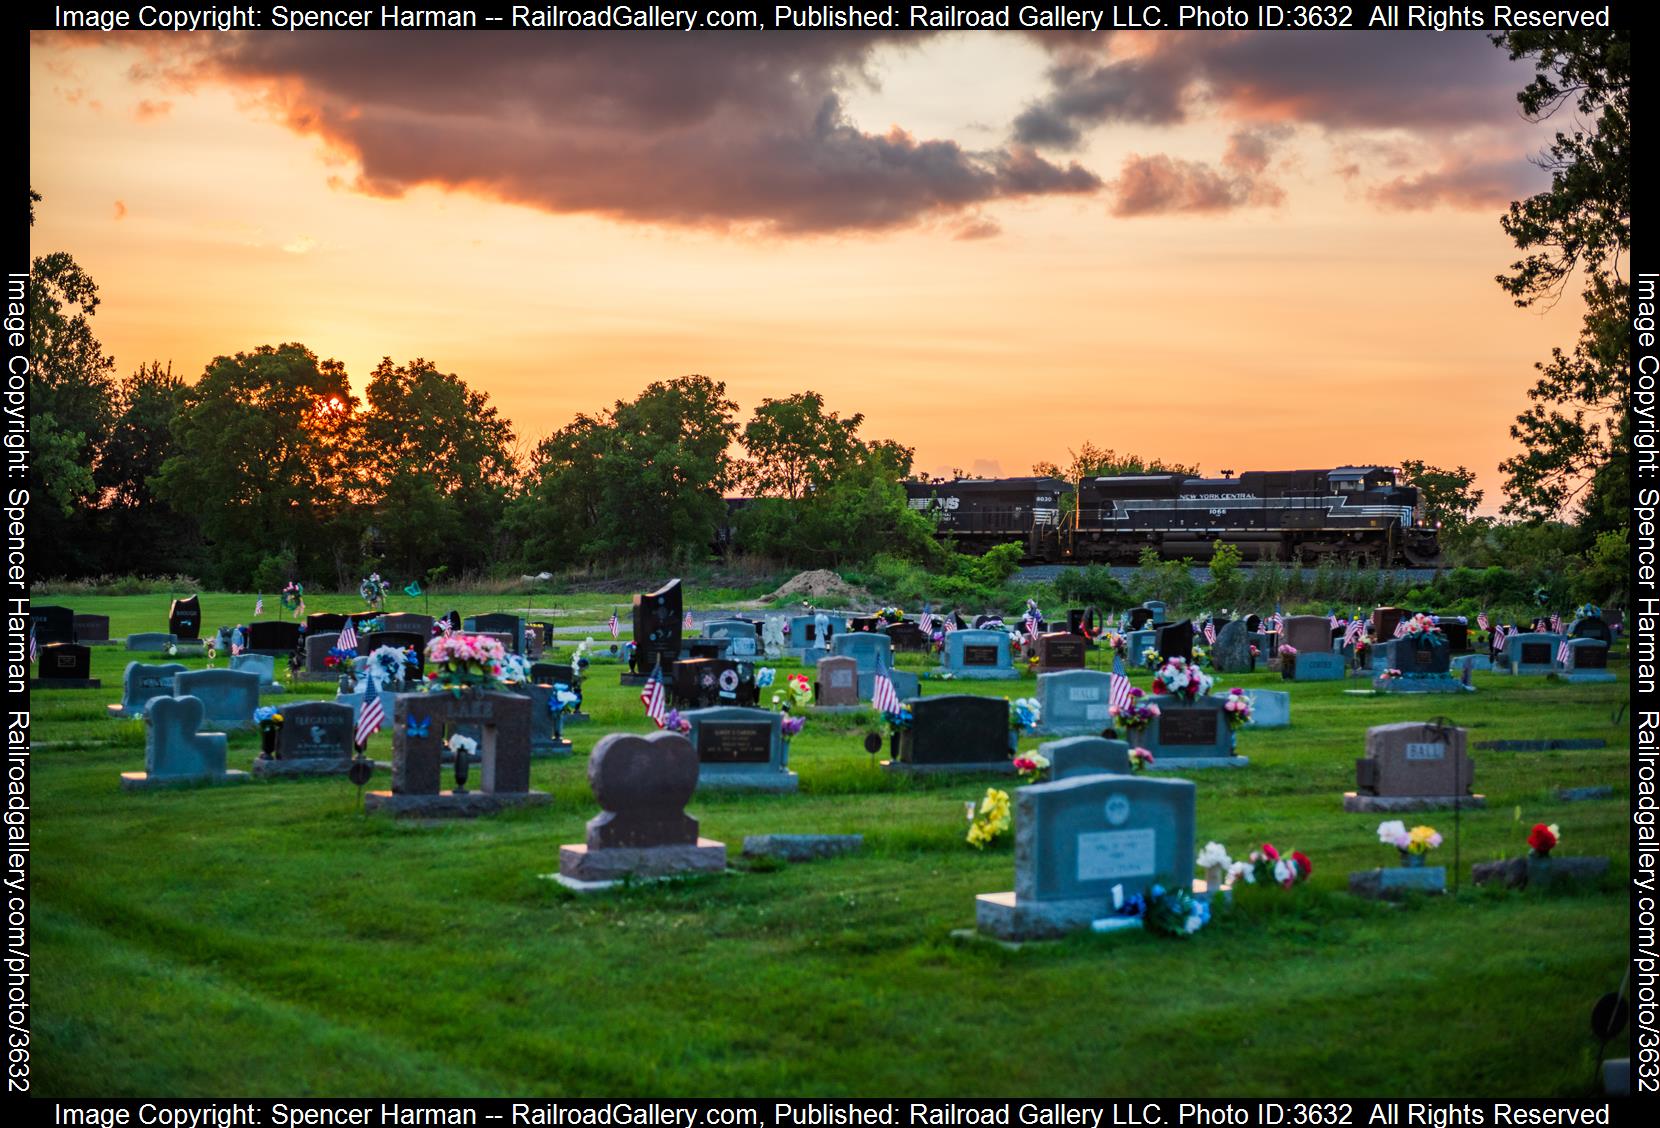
[28,596,1631,1096]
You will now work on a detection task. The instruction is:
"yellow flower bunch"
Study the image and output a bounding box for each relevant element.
[966,788,1012,849]
[1407,825,1443,854]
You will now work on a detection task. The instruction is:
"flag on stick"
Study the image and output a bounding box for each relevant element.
[641,664,667,727]
[1477,612,1490,632]
[1556,638,1572,668]
[608,610,620,639]
[255,596,264,616]
[1108,672,1134,715]
[28,628,37,663]
[872,673,901,715]
[338,622,359,651]
[354,693,385,748]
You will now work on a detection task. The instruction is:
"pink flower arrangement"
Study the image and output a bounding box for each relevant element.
[1129,747,1155,771]
[1110,688,1161,734]
[425,633,509,691]
[780,714,806,739]
[1221,687,1252,728]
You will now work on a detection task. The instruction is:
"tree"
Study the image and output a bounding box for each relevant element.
[154,343,360,585]
[1491,29,1630,525]
[506,414,612,570]
[360,357,517,578]
[738,392,864,499]
[94,362,203,575]
[1032,442,1198,481]
[1399,460,1484,531]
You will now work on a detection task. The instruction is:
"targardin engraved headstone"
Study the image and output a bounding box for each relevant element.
[31,605,75,645]
[173,669,262,730]
[941,629,1015,680]
[1143,697,1246,767]
[364,691,548,817]
[1042,735,1132,780]
[167,596,202,641]
[256,700,357,777]
[1035,632,1087,674]
[976,773,1197,941]
[1283,615,1344,681]
[683,705,798,792]
[30,642,100,689]
[121,695,250,791]
[887,694,1013,773]
[107,662,190,719]
[1033,670,1117,736]
[555,731,727,887]
[72,613,113,646]
[815,655,860,708]
[1343,720,1484,812]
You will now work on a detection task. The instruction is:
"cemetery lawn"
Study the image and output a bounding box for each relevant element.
[30,596,1631,1097]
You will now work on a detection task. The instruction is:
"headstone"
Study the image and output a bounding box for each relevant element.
[1125,630,1155,665]
[941,629,1015,680]
[683,705,798,792]
[1560,638,1614,683]
[888,694,1012,771]
[125,632,178,652]
[1126,607,1154,632]
[72,613,113,645]
[1035,632,1087,673]
[255,700,356,776]
[441,610,463,633]
[1383,636,1452,676]
[1156,620,1192,665]
[173,669,261,730]
[1436,618,1471,653]
[761,618,786,658]
[1502,632,1565,676]
[1143,697,1245,766]
[555,731,726,887]
[829,632,893,675]
[107,661,189,719]
[1344,720,1484,812]
[1244,614,1261,632]
[1141,600,1168,624]
[306,612,349,635]
[672,657,753,709]
[382,613,434,640]
[1283,615,1343,681]
[167,596,202,640]
[244,620,301,657]
[364,690,548,816]
[786,614,830,655]
[702,619,759,659]
[1041,735,1132,780]
[31,605,75,645]
[976,773,1196,941]
[1372,606,1405,641]
[30,642,99,688]
[522,682,574,756]
[303,632,343,679]
[815,655,860,708]
[120,694,248,790]
[466,614,524,653]
[531,661,589,722]
[229,652,283,693]
[884,621,928,652]
[1209,620,1254,673]
[1569,615,1612,647]
[630,580,683,680]
[1243,689,1290,729]
[1033,670,1117,736]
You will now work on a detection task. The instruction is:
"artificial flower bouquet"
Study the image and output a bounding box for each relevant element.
[1527,823,1560,858]
[1377,820,1442,864]
[1220,687,1252,729]
[1110,688,1160,736]
[425,633,509,693]
[1012,751,1049,783]
[1129,747,1155,772]
[965,788,1011,849]
[1152,656,1212,702]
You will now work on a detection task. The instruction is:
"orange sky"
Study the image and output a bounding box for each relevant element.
[29,30,1581,510]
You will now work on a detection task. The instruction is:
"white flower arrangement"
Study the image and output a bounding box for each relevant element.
[448,733,478,758]
[362,644,414,689]
[1196,841,1233,871]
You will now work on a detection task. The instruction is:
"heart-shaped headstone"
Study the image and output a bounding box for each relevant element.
[586,731,699,849]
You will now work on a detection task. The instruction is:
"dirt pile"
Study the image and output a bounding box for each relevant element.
[764,570,873,607]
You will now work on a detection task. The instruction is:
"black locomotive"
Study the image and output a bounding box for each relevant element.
[903,466,1440,566]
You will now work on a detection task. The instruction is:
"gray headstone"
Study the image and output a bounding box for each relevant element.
[390,690,534,796]
[829,632,893,675]
[142,694,229,780]
[1502,632,1564,675]
[683,705,797,791]
[1243,689,1290,728]
[274,700,355,762]
[108,661,190,719]
[304,632,343,678]
[1034,670,1117,736]
[1209,620,1254,673]
[1144,697,1237,762]
[1356,721,1473,798]
[941,629,1014,679]
[126,632,178,652]
[172,669,262,730]
[229,652,282,691]
[1041,735,1132,780]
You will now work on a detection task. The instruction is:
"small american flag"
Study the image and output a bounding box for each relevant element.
[1203,622,1216,644]
[1268,612,1284,634]
[28,628,36,663]
[1393,619,1409,638]
[1108,672,1134,714]
[608,610,620,639]
[1492,625,1509,652]
[872,672,901,714]
[1550,613,1563,634]
[1477,612,1490,631]
[918,611,934,635]
[641,666,667,727]
[1024,610,1042,640]
[338,622,359,651]
[683,611,695,630]
[1344,619,1365,646]
[1329,613,1340,628]
[942,616,956,635]
[354,693,385,748]
[255,596,264,616]
[231,640,242,656]
[1556,638,1572,668]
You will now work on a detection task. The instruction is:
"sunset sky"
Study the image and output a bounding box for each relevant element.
[30,29,1579,508]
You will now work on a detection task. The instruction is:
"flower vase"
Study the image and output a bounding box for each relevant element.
[338,675,354,693]
[259,727,278,759]
[1400,850,1425,868]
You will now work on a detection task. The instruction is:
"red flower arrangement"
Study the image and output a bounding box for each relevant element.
[1527,823,1559,857]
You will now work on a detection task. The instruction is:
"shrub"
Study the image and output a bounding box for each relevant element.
[1054,564,1129,609]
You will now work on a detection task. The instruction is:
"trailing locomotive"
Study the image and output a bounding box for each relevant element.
[903,466,1440,566]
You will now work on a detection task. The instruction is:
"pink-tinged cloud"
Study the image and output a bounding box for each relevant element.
[112,200,126,220]
[95,31,1099,235]
[1110,128,1285,217]
[133,98,170,120]
[1369,156,1543,211]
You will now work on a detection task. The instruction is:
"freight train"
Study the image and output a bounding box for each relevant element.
[901,466,1441,566]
